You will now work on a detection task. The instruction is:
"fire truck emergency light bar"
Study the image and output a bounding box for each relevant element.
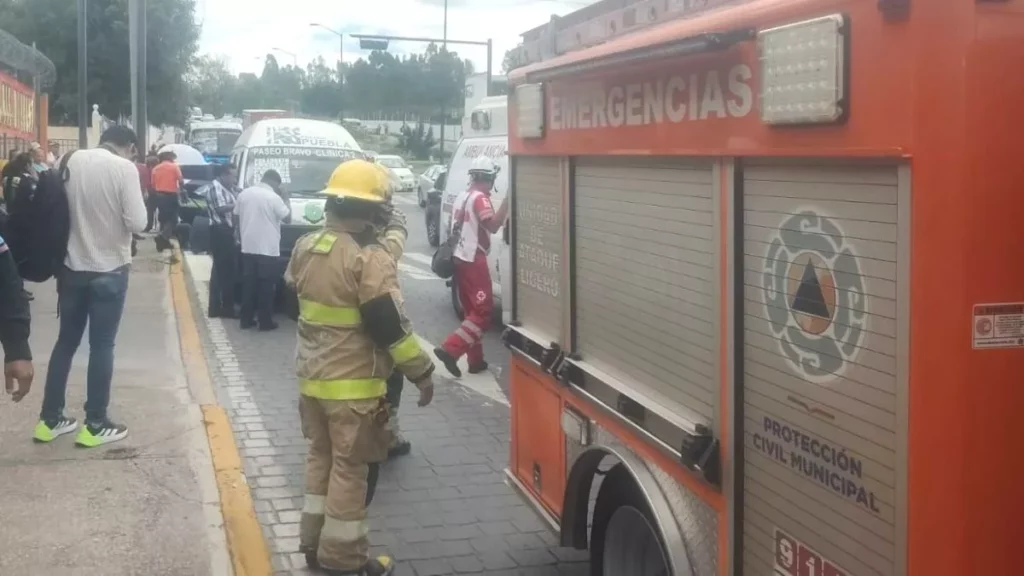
[524,29,754,84]
[758,14,848,125]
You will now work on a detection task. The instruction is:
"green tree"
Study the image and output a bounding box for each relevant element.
[503,44,525,74]
[0,0,200,125]
[187,55,237,117]
[399,120,436,160]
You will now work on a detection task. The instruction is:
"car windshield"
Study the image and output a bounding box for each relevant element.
[190,129,241,155]
[378,156,407,169]
[244,146,363,196]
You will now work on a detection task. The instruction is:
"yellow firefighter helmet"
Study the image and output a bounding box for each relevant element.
[323,159,389,203]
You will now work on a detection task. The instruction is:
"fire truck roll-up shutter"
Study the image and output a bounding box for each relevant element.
[572,157,719,430]
[511,156,565,356]
[741,162,907,576]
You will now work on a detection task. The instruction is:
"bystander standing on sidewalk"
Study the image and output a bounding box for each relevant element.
[142,153,159,232]
[46,141,60,166]
[33,126,148,447]
[151,150,183,258]
[205,163,240,318]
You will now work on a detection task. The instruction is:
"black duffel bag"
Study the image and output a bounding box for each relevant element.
[431,193,472,279]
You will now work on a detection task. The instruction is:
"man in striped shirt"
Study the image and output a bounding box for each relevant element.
[204,164,240,318]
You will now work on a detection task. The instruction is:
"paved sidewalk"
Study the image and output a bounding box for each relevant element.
[0,244,231,576]
[185,253,590,575]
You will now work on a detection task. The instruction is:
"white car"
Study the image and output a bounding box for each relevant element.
[376,155,417,194]
[417,164,446,207]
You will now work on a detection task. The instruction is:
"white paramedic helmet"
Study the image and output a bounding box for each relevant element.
[468,155,499,177]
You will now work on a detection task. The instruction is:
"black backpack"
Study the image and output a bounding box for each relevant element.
[6,152,74,282]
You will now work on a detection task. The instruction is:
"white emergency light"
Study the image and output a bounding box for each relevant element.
[758,14,847,125]
[516,83,546,139]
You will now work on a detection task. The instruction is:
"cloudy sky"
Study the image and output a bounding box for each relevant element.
[197,0,589,76]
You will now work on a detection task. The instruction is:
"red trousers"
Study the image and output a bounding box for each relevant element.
[441,253,493,366]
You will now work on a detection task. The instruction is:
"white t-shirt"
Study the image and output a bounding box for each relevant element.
[235,182,290,257]
[450,188,495,263]
[64,148,148,272]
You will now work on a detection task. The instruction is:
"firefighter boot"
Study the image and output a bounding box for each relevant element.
[386,409,411,458]
[320,555,395,576]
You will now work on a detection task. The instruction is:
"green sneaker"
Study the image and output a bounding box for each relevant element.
[33,416,79,443]
[74,419,128,448]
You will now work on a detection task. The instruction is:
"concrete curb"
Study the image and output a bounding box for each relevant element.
[169,246,273,576]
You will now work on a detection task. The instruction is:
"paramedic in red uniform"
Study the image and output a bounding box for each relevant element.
[435,156,508,377]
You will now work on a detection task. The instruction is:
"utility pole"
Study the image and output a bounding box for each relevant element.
[129,0,148,154]
[77,0,88,149]
[440,0,448,157]
[309,23,345,120]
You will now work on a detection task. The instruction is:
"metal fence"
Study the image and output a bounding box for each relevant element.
[0,135,31,160]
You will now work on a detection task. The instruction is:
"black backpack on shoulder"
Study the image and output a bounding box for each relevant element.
[6,152,74,282]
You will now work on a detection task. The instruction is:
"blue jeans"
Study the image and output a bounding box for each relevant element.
[40,266,130,423]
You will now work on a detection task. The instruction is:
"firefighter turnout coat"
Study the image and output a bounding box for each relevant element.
[285,214,433,570]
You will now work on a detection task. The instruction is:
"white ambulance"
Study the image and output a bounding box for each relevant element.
[439,96,512,324]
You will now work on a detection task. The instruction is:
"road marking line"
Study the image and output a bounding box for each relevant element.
[170,247,273,576]
[397,261,440,281]
[392,194,418,206]
[403,252,434,267]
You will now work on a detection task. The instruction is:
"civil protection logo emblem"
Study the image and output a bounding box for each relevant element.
[761,210,868,383]
[304,202,325,224]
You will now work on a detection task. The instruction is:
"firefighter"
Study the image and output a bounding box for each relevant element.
[434,156,509,377]
[286,158,435,576]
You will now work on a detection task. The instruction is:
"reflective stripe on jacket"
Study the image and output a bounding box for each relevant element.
[285,217,433,401]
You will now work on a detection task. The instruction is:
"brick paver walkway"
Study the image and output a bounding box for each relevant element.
[184,255,589,575]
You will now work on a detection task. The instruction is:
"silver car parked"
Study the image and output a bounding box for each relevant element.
[417,164,446,207]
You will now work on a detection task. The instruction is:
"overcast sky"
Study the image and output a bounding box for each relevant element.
[197,0,589,76]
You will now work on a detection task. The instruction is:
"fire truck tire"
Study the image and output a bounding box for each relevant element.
[590,465,671,576]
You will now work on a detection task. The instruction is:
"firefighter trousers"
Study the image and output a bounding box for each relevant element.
[298,394,391,571]
[441,253,493,366]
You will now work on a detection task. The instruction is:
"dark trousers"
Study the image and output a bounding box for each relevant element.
[40,266,130,424]
[208,224,237,316]
[240,253,277,328]
[155,193,179,243]
[385,371,404,410]
[144,193,157,231]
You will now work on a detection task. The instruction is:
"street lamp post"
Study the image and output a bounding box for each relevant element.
[271,47,298,67]
[310,23,345,120]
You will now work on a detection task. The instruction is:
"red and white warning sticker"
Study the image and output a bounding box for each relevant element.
[972,302,1024,349]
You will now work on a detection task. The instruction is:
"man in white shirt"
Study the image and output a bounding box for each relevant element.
[235,169,290,331]
[35,126,148,448]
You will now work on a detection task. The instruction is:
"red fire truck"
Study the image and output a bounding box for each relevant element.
[501,1,1024,575]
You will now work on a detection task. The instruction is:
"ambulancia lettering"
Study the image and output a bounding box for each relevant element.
[549,65,753,130]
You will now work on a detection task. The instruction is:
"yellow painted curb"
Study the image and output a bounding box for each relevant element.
[169,246,273,576]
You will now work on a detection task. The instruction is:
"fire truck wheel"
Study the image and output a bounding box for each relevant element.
[590,465,670,576]
[450,281,465,320]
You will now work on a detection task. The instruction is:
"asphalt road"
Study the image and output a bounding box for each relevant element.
[391,192,510,396]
